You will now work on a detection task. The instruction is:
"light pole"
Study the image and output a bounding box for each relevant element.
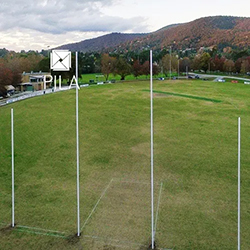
[169,46,172,80]
[178,59,180,79]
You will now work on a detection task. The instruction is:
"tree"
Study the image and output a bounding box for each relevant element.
[101,54,116,81]
[132,59,142,78]
[179,57,191,73]
[210,55,225,72]
[37,57,50,72]
[192,54,201,71]
[235,58,243,73]
[114,57,131,80]
[6,58,22,87]
[240,58,250,74]
[141,61,150,76]
[223,59,235,73]
[200,52,211,72]
[161,54,178,76]
[0,63,13,96]
[153,63,160,75]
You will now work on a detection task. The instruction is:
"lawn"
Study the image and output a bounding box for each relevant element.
[78,73,178,83]
[0,79,249,249]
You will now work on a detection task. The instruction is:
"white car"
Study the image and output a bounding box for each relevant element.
[217,78,225,82]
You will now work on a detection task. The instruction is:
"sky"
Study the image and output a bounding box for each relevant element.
[0,0,249,52]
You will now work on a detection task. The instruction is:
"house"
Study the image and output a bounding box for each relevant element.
[17,72,51,91]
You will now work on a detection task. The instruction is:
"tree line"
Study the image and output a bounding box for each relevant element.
[1,47,250,96]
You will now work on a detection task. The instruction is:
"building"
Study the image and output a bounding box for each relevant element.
[17,72,51,91]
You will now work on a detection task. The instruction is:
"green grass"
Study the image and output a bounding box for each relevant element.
[79,73,171,83]
[0,79,250,249]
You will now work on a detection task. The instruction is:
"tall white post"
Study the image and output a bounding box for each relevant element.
[150,50,154,249]
[169,46,172,80]
[11,108,15,228]
[76,52,80,237]
[178,59,180,79]
[238,117,241,250]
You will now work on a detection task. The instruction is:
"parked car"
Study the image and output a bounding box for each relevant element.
[218,78,225,82]
[158,77,165,81]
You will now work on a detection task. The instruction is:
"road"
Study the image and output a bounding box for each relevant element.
[188,73,250,82]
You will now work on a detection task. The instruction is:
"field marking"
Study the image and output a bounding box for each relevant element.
[81,178,113,231]
[154,182,163,238]
[112,178,162,186]
[15,228,67,238]
[17,225,66,234]
[142,89,222,103]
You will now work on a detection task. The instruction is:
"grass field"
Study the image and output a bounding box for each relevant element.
[0,79,250,249]
[78,73,179,84]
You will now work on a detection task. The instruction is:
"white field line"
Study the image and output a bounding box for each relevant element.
[81,178,113,231]
[16,228,67,238]
[154,182,163,237]
[17,225,66,234]
[112,178,162,186]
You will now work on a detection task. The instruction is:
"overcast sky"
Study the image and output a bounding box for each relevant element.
[0,0,249,52]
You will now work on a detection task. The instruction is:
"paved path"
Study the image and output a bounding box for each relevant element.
[189,73,250,82]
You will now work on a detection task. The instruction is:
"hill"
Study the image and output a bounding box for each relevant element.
[56,32,146,52]
[57,16,250,52]
[128,16,250,51]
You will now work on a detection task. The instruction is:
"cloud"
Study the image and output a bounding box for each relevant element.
[0,0,148,34]
[0,27,129,51]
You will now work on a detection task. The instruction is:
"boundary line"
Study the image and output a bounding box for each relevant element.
[154,182,163,238]
[17,225,66,234]
[81,178,113,231]
[112,178,162,186]
[15,228,67,239]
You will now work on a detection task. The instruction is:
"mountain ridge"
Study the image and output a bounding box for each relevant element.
[56,16,250,52]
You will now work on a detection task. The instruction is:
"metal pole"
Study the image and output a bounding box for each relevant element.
[169,46,171,80]
[11,108,15,228]
[76,52,80,237]
[178,59,179,79]
[150,50,154,249]
[238,117,241,250]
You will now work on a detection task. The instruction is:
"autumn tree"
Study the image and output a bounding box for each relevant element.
[141,61,150,76]
[0,63,13,96]
[101,53,116,81]
[6,58,22,87]
[240,57,250,74]
[210,55,225,72]
[223,59,235,73]
[132,59,142,78]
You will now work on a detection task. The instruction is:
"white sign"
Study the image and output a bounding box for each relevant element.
[50,50,71,71]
